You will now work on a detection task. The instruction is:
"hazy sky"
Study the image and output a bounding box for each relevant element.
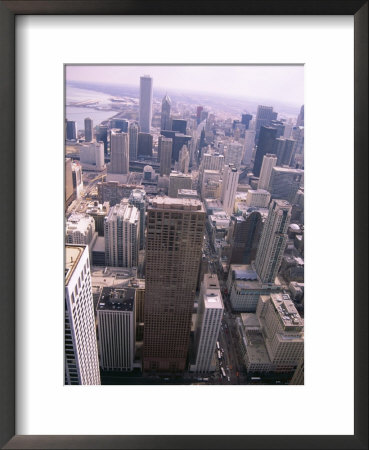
[66,65,303,106]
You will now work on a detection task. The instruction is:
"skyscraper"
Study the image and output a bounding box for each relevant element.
[224,142,244,168]
[110,118,129,133]
[97,287,135,371]
[104,201,140,268]
[65,244,101,385]
[66,120,77,140]
[84,117,93,142]
[137,132,153,158]
[110,130,129,175]
[268,166,304,203]
[254,199,291,284]
[161,94,171,131]
[129,122,139,161]
[139,75,153,133]
[255,105,275,143]
[296,105,304,127]
[193,274,224,373]
[129,188,146,250]
[258,153,277,190]
[159,136,173,176]
[253,126,277,177]
[172,119,187,134]
[143,197,206,373]
[220,164,239,215]
[168,171,192,198]
[273,138,296,166]
[241,113,253,130]
[242,129,256,166]
[176,145,190,174]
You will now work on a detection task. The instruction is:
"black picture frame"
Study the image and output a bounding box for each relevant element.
[0,1,367,449]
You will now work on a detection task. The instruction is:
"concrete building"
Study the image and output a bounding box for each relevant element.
[139,75,153,133]
[246,189,271,208]
[273,137,296,166]
[129,122,140,161]
[176,145,190,174]
[201,169,222,200]
[65,158,74,207]
[84,117,93,142]
[192,274,224,373]
[168,171,192,198]
[143,197,206,373]
[66,213,97,251]
[257,293,304,372]
[236,293,303,375]
[85,201,110,236]
[104,201,140,268]
[97,181,143,206]
[227,264,281,312]
[220,164,239,215]
[97,287,135,371]
[254,199,292,285]
[72,162,83,199]
[242,129,256,166]
[268,166,304,203]
[224,141,244,168]
[159,136,173,176]
[129,189,146,250]
[65,245,101,384]
[110,130,129,175]
[258,153,277,190]
[80,141,105,171]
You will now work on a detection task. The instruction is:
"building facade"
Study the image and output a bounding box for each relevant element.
[65,245,101,385]
[143,197,206,373]
[139,75,153,133]
[104,201,140,268]
[110,130,129,175]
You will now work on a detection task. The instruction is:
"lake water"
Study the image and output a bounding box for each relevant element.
[65,86,117,131]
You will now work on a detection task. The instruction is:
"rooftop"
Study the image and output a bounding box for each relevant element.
[65,245,85,284]
[150,196,204,212]
[270,293,304,329]
[97,287,135,312]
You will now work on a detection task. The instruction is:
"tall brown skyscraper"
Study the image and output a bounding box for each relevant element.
[143,197,206,373]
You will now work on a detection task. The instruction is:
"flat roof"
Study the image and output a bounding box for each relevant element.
[97,287,135,312]
[149,196,204,212]
[65,245,85,284]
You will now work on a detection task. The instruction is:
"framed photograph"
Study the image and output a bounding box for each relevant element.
[1,1,367,449]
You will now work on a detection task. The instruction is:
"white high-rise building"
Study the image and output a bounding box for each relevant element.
[220,164,239,215]
[258,153,277,190]
[139,75,153,133]
[193,274,224,373]
[176,145,190,174]
[246,189,271,208]
[104,201,140,268]
[110,130,129,175]
[66,213,96,247]
[242,129,256,166]
[65,245,101,385]
[224,142,244,168]
[80,141,105,171]
[254,199,291,284]
[97,287,136,371]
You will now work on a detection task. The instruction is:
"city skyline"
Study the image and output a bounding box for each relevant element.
[66,65,304,106]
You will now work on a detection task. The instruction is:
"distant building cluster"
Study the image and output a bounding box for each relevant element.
[65,71,304,386]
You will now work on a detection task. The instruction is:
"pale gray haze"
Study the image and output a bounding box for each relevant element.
[66,65,304,106]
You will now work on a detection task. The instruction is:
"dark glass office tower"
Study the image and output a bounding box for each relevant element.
[253,126,277,177]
